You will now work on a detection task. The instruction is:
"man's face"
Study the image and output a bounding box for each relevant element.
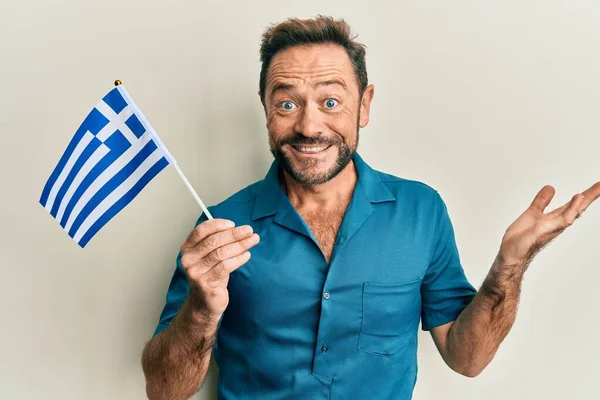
[262,44,374,185]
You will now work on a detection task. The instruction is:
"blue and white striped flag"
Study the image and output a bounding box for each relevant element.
[40,84,174,247]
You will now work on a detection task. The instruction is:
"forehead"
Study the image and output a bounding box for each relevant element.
[266,44,356,89]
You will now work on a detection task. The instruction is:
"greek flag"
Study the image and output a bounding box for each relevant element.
[40,85,174,247]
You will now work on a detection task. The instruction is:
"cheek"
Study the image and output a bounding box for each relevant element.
[267,113,295,141]
[326,107,358,136]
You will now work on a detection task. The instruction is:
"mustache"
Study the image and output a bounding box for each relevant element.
[278,135,341,147]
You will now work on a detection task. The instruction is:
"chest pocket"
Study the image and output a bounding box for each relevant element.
[358,278,422,356]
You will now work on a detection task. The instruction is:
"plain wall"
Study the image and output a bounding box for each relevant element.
[1,0,599,399]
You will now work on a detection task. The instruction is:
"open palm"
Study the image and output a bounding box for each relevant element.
[498,182,600,267]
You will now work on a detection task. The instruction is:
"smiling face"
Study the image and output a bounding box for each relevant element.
[262,44,374,186]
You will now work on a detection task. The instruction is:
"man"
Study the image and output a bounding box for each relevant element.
[141,16,599,400]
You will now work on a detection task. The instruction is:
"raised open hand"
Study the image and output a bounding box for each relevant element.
[498,182,600,267]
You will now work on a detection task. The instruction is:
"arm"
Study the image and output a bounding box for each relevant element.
[430,254,525,378]
[432,182,600,377]
[142,218,260,400]
[142,298,219,400]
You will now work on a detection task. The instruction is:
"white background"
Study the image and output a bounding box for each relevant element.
[1,0,598,399]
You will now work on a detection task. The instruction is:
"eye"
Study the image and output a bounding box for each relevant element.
[280,101,296,111]
[324,98,338,109]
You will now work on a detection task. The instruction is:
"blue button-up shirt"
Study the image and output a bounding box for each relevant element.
[154,153,476,400]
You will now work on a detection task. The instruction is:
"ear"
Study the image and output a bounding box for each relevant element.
[358,84,374,128]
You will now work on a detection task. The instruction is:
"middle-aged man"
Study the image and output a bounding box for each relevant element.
[141,16,599,400]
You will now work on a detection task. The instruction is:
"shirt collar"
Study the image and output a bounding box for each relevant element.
[251,152,395,221]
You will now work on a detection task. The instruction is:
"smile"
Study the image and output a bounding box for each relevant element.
[291,145,332,154]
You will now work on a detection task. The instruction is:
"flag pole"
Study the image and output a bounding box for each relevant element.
[114,80,213,220]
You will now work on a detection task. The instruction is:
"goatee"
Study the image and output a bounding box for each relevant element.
[270,134,358,185]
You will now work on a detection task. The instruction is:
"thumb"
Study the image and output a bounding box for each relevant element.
[529,185,555,213]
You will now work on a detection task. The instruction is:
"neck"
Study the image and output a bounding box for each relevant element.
[281,161,357,212]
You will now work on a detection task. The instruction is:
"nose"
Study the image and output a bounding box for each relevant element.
[294,102,324,138]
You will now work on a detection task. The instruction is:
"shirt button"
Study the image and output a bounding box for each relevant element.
[323,292,331,300]
[321,345,328,353]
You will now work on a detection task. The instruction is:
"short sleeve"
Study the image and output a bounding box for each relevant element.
[153,213,209,336]
[420,193,477,331]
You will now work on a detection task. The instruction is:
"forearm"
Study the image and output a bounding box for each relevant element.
[142,297,220,400]
[445,254,526,377]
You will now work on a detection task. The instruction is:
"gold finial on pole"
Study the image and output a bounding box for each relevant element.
[114,79,122,86]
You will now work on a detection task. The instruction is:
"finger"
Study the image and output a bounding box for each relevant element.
[203,252,252,287]
[194,225,254,259]
[578,181,600,212]
[544,194,584,233]
[202,233,260,268]
[561,193,585,224]
[529,185,556,213]
[181,226,255,272]
[182,219,235,250]
[547,202,568,217]
[547,194,577,217]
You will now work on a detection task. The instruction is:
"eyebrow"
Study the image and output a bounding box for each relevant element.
[318,79,349,91]
[269,82,295,98]
[269,79,350,98]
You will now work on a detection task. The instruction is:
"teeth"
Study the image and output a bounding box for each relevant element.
[296,146,327,153]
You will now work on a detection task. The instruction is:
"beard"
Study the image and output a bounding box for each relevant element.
[270,132,359,186]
